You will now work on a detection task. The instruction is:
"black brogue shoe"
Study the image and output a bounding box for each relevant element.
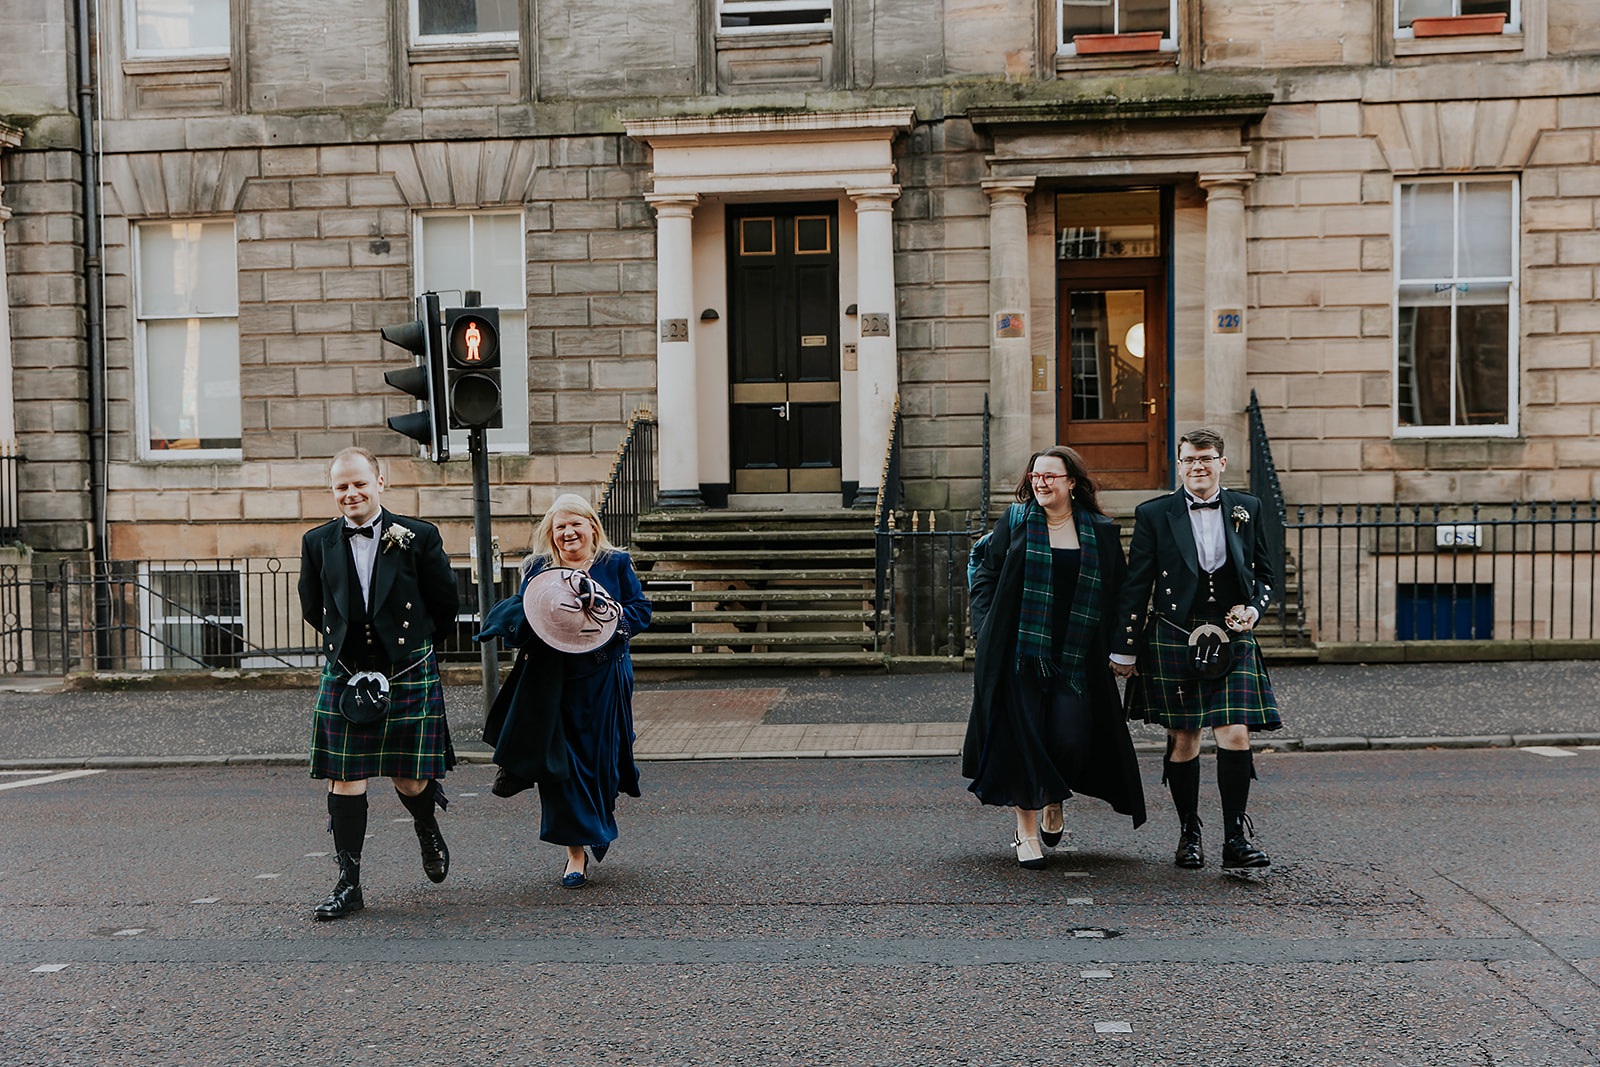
[415,818,449,883]
[1174,815,1205,869]
[314,851,365,921]
[1221,812,1271,869]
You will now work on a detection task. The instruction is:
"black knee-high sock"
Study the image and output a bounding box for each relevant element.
[327,792,368,856]
[1216,747,1258,815]
[396,779,447,822]
[1166,756,1200,821]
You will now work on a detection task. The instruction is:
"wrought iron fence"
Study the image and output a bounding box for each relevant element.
[1246,390,1288,611]
[1286,501,1600,644]
[0,556,524,675]
[873,396,903,634]
[597,407,658,550]
[876,510,980,659]
[0,443,19,542]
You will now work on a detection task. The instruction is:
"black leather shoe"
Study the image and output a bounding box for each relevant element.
[1174,815,1204,869]
[414,818,449,883]
[1221,812,1270,868]
[491,767,531,798]
[314,851,364,921]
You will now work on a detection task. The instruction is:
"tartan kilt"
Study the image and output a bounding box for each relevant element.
[309,643,456,781]
[1126,618,1282,732]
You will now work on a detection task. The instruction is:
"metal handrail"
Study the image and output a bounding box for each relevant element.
[597,407,658,549]
[873,395,902,636]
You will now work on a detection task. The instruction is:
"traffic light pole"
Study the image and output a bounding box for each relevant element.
[470,428,500,711]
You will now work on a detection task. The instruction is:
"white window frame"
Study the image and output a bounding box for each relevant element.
[414,210,529,455]
[1395,0,1521,38]
[409,0,518,46]
[1392,176,1520,438]
[139,563,244,670]
[1058,0,1179,54]
[717,0,834,35]
[123,0,231,58]
[132,219,242,462]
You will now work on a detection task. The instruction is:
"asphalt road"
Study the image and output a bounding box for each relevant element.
[3,748,1598,1065]
[1,660,1597,762]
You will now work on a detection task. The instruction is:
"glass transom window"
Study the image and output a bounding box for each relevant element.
[1395,179,1518,434]
[126,0,230,55]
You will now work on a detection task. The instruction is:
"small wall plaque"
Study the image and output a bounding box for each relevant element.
[1212,309,1243,334]
[842,343,857,371]
[659,318,689,343]
[995,311,1026,339]
[860,312,890,338]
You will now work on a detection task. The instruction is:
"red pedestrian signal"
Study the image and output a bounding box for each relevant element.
[443,306,502,430]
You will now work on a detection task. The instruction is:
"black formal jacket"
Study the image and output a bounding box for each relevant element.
[299,509,458,670]
[964,507,1147,826]
[1111,488,1276,658]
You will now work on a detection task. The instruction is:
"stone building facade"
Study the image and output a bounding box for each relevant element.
[2,0,1598,574]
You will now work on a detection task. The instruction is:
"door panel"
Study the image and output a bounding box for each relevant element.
[728,202,842,495]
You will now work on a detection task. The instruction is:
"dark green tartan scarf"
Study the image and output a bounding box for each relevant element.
[1015,502,1103,693]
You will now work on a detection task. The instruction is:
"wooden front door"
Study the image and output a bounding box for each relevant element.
[727,202,842,495]
[1055,189,1170,490]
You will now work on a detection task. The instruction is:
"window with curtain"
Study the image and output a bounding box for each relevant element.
[1395,179,1517,433]
[126,0,230,55]
[1058,0,1177,53]
[1396,0,1518,33]
[412,0,518,41]
[418,213,528,453]
[136,221,241,457]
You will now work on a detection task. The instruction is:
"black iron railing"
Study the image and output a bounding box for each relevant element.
[597,407,657,549]
[0,556,525,675]
[1246,389,1289,615]
[980,392,991,531]
[873,396,903,634]
[876,509,980,660]
[0,443,20,541]
[1286,501,1600,644]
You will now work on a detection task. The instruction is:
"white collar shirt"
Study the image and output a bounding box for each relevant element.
[344,513,382,610]
[1184,491,1227,573]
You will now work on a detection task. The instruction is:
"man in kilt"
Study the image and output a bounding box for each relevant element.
[300,446,459,920]
[1110,428,1280,870]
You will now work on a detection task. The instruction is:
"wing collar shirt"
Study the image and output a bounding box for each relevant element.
[1185,491,1227,573]
[344,515,381,610]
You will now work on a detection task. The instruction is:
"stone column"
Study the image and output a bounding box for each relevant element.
[646,194,704,508]
[1199,173,1253,461]
[847,187,899,508]
[0,124,19,450]
[982,177,1035,512]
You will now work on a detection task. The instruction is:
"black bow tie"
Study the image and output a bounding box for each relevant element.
[343,524,375,539]
[1188,498,1222,511]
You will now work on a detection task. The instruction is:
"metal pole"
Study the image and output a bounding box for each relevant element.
[470,428,499,711]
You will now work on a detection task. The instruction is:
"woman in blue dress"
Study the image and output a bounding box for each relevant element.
[479,493,651,888]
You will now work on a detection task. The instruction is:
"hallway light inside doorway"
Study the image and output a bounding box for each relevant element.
[1125,322,1145,359]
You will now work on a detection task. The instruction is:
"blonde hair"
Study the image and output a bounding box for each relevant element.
[329,446,382,480]
[525,493,618,575]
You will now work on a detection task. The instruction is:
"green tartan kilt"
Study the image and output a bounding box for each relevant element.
[309,644,456,781]
[1126,618,1282,732]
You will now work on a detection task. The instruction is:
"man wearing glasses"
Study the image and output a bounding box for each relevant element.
[1109,428,1281,871]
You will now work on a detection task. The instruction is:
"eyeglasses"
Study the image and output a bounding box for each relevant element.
[1029,472,1070,486]
[1177,455,1222,468]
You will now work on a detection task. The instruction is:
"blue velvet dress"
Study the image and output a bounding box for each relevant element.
[480,551,651,849]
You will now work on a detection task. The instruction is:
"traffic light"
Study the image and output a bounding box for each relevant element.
[381,293,449,461]
[443,305,502,430]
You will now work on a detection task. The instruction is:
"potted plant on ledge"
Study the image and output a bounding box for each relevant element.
[1409,12,1507,36]
[1072,30,1163,54]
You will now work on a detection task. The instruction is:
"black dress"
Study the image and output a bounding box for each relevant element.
[967,549,1095,809]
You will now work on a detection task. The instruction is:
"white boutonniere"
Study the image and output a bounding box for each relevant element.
[380,523,415,553]
[1231,505,1250,533]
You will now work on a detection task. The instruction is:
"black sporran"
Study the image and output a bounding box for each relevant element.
[338,670,391,724]
[1187,623,1234,681]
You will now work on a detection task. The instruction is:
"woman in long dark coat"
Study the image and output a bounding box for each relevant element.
[964,446,1146,869]
[478,493,650,888]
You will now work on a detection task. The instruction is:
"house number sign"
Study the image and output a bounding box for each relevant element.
[1213,309,1243,334]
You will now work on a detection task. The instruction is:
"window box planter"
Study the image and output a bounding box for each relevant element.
[1071,31,1163,54]
[1409,13,1507,36]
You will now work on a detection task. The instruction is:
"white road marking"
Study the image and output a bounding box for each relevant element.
[1065,897,1094,905]
[0,770,53,775]
[189,897,218,904]
[1523,746,1575,758]
[0,769,104,792]
[255,873,280,879]
[304,852,330,858]
[458,792,479,797]
[112,929,145,936]
[391,817,411,823]
[1095,1021,1132,1034]
[1073,929,1106,939]
[1063,871,1090,879]
[31,964,70,973]
[1081,969,1113,979]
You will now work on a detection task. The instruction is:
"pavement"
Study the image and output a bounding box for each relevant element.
[0,659,1597,767]
[3,750,1599,1064]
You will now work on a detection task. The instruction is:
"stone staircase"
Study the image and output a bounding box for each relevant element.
[625,509,884,672]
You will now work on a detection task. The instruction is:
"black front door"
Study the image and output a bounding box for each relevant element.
[727,202,842,495]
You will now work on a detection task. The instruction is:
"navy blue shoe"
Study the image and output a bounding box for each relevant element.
[561,851,589,889]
